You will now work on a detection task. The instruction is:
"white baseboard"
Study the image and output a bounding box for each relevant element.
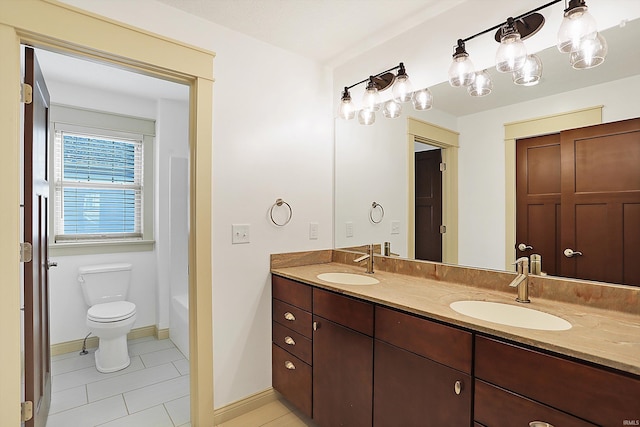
[213,388,278,425]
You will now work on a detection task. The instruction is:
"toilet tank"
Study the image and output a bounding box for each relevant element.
[78,263,133,306]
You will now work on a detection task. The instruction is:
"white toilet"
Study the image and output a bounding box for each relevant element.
[78,263,137,373]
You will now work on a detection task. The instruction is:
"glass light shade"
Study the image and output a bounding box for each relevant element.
[392,74,414,103]
[382,99,402,118]
[557,5,598,53]
[513,54,543,86]
[358,109,375,125]
[495,32,527,73]
[448,53,475,87]
[412,88,433,111]
[468,70,493,97]
[362,86,381,112]
[570,32,607,69]
[338,97,356,120]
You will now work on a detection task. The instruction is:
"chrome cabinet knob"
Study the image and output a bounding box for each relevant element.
[517,243,533,251]
[313,321,319,331]
[284,312,295,321]
[564,248,583,258]
[284,361,295,370]
[284,336,295,346]
[529,422,555,427]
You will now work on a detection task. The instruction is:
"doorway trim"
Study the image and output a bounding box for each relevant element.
[503,105,602,270]
[0,1,214,425]
[407,117,459,263]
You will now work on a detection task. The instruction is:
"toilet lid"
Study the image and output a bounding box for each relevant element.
[88,301,136,322]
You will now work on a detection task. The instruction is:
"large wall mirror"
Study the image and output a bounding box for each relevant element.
[334,19,640,286]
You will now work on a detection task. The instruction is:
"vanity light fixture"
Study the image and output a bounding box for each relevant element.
[448,40,475,87]
[495,18,528,73]
[448,0,606,98]
[557,0,598,53]
[513,54,543,85]
[338,87,356,120]
[468,70,493,97]
[338,62,429,125]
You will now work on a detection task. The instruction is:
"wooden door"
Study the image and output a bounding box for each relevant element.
[373,340,471,427]
[560,118,640,285]
[24,47,51,427]
[313,317,373,427]
[415,149,442,262]
[516,133,562,276]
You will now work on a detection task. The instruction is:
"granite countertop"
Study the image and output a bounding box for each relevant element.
[271,261,640,376]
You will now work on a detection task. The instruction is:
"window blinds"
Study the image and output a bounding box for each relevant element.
[54,131,144,242]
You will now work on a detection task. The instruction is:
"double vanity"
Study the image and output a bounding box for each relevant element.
[271,249,640,427]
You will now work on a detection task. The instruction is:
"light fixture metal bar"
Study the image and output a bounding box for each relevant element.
[460,0,562,44]
[344,63,403,91]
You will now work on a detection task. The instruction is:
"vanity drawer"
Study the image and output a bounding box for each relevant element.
[475,335,640,426]
[272,321,312,365]
[272,275,312,311]
[475,380,597,427]
[272,343,312,418]
[375,306,472,374]
[313,288,374,336]
[273,299,312,338]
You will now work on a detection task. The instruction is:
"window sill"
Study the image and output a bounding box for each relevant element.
[49,240,155,257]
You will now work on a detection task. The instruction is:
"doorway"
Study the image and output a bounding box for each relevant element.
[414,143,442,262]
[0,3,214,426]
[515,118,640,286]
[31,46,192,425]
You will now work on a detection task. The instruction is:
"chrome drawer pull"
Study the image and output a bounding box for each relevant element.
[284,336,295,346]
[284,312,296,321]
[284,361,296,370]
[454,380,463,395]
[529,422,555,427]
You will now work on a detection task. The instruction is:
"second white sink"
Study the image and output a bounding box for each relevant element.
[316,272,379,285]
[450,300,571,331]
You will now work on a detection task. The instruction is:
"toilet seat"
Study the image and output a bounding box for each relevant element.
[88,301,136,322]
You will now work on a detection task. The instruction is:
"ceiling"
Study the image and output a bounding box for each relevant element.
[154,0,465,66]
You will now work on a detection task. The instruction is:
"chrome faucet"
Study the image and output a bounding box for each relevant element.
[383,242,399,257]
[509,257,530,303]
[354,244,375,274]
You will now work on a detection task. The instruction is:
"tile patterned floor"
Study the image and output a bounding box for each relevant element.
[46,337,190,427]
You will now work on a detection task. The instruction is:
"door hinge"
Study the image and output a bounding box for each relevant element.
[439,162,446,172]
[21,401,33,422]
[440,225,447,234]
[20,242,33,263]
[21,83,33,104]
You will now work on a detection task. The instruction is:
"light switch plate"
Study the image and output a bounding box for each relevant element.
[346,221,354,238]
[309,222,319,240]
[391,220,400,235]
[232,224,250,244]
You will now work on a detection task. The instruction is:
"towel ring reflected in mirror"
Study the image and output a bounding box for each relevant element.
[369,201,384,224]
[270,198,292,226]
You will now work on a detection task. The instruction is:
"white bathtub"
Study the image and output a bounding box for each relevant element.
[170,294,189,359]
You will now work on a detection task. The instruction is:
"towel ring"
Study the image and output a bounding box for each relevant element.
[270,198,292,227]
[369,201,384,224]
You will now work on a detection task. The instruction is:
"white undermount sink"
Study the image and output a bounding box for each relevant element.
[450,300,572,331]
[316,272,379,285]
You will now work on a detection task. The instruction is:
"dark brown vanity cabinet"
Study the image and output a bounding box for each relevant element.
[474,336,640,427]
[373,306,473,426]
[312,288,374,427]
[271,275,313,417]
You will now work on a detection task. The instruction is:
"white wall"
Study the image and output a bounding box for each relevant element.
[457,74,640,270]
[59,0,334,408]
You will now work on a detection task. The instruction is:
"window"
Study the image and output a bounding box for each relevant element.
[50,105,155,249]
[54,132,143,241]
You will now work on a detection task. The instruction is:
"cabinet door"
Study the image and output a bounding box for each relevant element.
[313,316,373,427]
[374,340,471,427]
